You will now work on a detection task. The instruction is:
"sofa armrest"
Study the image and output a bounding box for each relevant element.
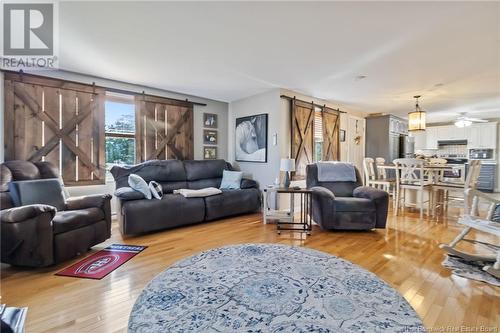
[310,186,336,229]
[310,186,336,200]
[1,204,56,266]
[353,186,389,228]
[114,187,145,201]
[241,178,258,189]
[66,194,112,238]
[1,204,56,223]
[65,194,112,210]
[353,186,387,201]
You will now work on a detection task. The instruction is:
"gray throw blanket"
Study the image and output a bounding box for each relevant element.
[317,162,356,182]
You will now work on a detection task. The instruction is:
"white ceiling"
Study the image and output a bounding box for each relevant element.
[59,1,500,123]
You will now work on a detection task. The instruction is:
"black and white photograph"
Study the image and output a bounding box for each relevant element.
[203,130,218,145]
[203,113,218,128]
[235,113,268,163]
[203,146,217,160]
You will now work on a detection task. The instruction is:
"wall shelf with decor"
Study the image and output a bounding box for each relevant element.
[203,113,219,159]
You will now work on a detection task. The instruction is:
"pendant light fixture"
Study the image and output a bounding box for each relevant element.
[408,95,426,131]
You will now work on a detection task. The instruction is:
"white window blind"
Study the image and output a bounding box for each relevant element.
[314,107,323,162]
[314,108,323,142]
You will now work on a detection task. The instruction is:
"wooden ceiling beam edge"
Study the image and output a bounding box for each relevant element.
[280,94,346,114]
[1,69,208,107]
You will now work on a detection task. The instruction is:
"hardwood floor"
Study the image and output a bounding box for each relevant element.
[1,209,499,332]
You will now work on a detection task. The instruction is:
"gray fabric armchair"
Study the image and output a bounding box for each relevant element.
[306,164,388,230]
[1,161,112,267]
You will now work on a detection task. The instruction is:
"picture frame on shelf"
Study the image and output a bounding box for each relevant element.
[203,129,218,145]
[203,113,218,128]
[203,146,217,160]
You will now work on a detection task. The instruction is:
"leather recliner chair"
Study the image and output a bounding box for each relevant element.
[1,160,112,267]
[306,164,389,230]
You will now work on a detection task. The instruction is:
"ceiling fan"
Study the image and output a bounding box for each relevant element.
[454,113,488,127]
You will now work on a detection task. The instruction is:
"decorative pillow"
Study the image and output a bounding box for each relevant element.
[128,174,152,200]
[241,178,258,189]
[114,187,145,201]
[149,181,163,200]
[492,204,500,223]
[220,170,243,190]
[8,179,66,210]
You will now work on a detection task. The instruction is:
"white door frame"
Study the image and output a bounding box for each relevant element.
[346,115,366,176]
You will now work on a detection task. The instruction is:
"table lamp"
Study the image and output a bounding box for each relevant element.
[280,158,295,188]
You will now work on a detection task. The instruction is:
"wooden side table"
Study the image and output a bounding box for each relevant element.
[263,187,312,235]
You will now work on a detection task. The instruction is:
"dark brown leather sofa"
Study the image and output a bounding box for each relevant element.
[306,164,388,230]
[1,161,111,267]
[111,159,261,235]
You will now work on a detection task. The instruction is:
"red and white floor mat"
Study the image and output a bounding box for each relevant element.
[55,244,147,280]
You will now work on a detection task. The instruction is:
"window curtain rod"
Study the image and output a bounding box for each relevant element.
[280,95,346,113]
[1,69,207,106]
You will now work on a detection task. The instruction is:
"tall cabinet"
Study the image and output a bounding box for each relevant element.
[365,115,408,163]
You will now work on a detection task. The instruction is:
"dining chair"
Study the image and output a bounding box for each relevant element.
[363,157,376,186]
[363,158,395,202]
[427,157,448,182]
[393,158,433,218]
[432,160,482,215]
[375,157,388,180]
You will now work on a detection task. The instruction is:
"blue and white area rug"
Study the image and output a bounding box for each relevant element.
[128,244,424,332]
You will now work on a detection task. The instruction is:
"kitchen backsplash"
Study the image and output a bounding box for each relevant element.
[417,144,468,157]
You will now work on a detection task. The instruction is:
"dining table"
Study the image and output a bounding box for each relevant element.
[376,163,461,183]
[376,163,466,216]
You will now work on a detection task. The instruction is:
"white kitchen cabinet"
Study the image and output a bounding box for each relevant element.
[411,122,497,151]
[425,127,438,149]
[435,126,448,142]
[435,125,466,141]
[467,126,481,148]
[449,127,466,140]
[468,123,497,148]
[412,131,427,150]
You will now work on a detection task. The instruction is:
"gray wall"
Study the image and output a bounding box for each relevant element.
[228,89,288,188]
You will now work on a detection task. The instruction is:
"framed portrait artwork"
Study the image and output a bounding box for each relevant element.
[203,130,218,145]
[235,113,268,163]
[203,113,218,128]
[203,146,217,160]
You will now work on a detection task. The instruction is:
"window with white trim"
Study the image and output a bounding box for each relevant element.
[104,92,136,173]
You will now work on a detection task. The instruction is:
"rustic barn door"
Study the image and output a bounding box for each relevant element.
[291,99,314,180]
[136,96,193,162]
[4,73,106,185]
[322,107,340,161]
